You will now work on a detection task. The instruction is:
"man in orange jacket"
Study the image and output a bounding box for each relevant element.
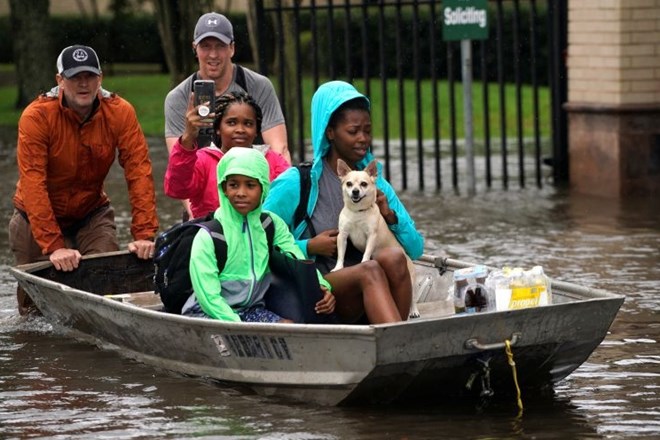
[8,45,159,315]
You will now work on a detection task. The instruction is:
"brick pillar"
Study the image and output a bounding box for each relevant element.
[566,0,660,197]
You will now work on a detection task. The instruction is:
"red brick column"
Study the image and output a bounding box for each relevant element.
[566,0,660,197]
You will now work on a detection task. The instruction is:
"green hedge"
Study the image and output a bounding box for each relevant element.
[0,17,10,63]
[0,13,253,67]
[0,3,550,84]
[299,2,549,84]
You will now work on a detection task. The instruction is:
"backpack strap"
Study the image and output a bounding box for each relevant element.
[292,162,316,236]
[190,66,247,94]
[199,218,228,274]
[260,212,275,252]
[235,64,248,93]
[200,214,275,275]
[233,64,266,145]
[189,72,198,92]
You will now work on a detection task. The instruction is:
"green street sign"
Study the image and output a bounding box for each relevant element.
[442,0,489,41]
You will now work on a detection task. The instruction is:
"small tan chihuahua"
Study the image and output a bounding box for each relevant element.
[332,159,420,318]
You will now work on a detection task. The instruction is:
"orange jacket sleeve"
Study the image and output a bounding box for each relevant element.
[112,98,159,241]
[15,102,68,253]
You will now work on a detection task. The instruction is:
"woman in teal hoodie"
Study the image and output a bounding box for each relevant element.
[264,81,424,324]
[183,147,335,322]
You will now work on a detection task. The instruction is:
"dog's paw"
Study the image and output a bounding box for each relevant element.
[409,303,420,319]
[331,265,343,272]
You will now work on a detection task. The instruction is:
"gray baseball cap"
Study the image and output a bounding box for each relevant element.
[56,45,102,78]
[194,12,234,45]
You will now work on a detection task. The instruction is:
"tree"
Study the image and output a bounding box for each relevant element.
[245,1,261,68]
[151,0,213,88]
[74,0,100,19]
[9,0,53,108]
[250,0,300,159]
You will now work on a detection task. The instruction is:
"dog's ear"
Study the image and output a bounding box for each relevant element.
[337,159,351,178]
[365,160,378,178]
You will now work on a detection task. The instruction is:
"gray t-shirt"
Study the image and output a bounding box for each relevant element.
[164,65,285,139]
[311,160,362,274]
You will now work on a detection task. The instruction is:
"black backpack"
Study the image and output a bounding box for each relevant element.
[154,213,274,314]
[293,161,316,236]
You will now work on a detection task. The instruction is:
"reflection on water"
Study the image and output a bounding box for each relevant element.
[0,321,611,439]
[1,137,658,439]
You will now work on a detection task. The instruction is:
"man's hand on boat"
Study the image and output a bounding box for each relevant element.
[127,239,156,260]
[48,240,155,271]
[49,248,82,271]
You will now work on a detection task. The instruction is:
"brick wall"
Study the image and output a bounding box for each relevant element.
[568,0,660,105]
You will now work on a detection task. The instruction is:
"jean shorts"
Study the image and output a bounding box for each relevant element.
[238,306,285,323]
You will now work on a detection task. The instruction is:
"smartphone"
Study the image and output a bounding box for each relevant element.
[193,80,216,147]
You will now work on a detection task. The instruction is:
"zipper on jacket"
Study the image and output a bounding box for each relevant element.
[242,217,257,306]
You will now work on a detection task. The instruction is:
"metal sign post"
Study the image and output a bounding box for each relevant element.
[442,0,489,195]
[460,39,475,195]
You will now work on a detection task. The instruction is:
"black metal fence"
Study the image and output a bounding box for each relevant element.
[254,0,567,192]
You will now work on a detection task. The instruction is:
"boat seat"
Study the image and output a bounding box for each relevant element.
[103,291,164,311]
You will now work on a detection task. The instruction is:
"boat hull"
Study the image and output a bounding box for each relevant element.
[10,251,624,406]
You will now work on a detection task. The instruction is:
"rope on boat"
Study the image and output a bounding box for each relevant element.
[505,339,524,417]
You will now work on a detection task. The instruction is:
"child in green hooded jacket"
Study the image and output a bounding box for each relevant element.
[182,147,335,322]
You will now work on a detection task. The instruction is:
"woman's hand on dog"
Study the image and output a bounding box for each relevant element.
[308,229,338,257]
[315,286,336,314]
[376,190,398,224]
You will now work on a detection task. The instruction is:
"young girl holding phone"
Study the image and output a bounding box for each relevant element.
[164,91,289,219]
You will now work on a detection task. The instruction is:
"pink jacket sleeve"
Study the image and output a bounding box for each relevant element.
[265,149,291,182]
[164,139,205,199]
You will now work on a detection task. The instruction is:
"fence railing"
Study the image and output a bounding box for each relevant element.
[254,0,568,192]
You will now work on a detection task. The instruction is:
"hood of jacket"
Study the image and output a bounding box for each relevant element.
[310,81,375,176]
[216,147,270,224]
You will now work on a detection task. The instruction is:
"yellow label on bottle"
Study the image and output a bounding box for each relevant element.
[509,285,546,309]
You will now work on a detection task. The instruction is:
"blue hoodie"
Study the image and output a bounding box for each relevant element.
[263,80,424,260]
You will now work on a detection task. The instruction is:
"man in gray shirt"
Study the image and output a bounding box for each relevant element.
[164,12,290,164]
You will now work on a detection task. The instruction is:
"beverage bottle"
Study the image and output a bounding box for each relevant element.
[530,265,552,305]
[474,286,489,312]
[453,279,467,313]
[464,288,476,313]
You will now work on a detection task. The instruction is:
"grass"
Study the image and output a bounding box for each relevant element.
[310,77,550,143]
[103,74,172,136]
[0,65,550,143]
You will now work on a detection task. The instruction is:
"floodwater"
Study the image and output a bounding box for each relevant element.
[0,135,658,439]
